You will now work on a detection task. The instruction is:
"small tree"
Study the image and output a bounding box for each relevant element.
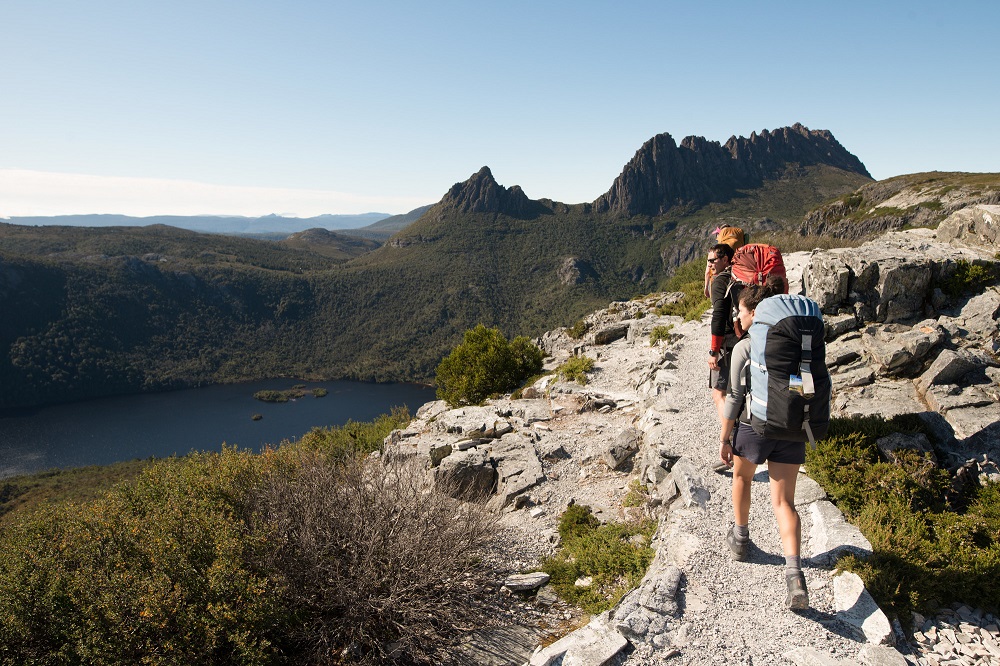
[435,325,544,406]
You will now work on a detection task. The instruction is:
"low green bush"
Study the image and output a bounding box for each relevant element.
[649,325,674,346]
[566,320,589,339]
[654,258,710,321]
[806,415,1000,621]
[556,356,594,384]
[936,260,1000,298]
[622,480,650,508]
[540,505,655,614]
[435,324,545,406]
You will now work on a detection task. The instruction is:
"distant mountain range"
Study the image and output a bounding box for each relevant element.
[0,212,397,236]
[1,124,896,409]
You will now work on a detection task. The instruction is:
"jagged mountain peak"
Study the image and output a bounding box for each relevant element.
[595,124,872,217]
[439,167,537,217]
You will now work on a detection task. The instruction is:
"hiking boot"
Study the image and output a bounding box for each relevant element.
[785,570,809,610]
[726,526,748,561]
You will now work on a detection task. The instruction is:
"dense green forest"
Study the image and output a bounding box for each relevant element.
[0,163,871,410]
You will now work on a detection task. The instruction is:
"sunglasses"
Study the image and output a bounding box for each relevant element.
[707,257,723,263]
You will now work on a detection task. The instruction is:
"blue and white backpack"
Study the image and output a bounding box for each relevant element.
[745,294,831,446]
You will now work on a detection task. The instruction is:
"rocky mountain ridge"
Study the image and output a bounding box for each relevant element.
[593,123,872,218]
[428,124,871,222]
[382,206,1000,665]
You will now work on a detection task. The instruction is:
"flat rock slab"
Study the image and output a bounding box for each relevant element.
[458,624,545,666]
[527,613,627,666]
[504,572,550,592]
[833,571,894,645]
[808,500,871,567]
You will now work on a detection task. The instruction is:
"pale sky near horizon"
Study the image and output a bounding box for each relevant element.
[1,1,997,219]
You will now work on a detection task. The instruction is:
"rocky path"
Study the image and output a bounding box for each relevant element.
[609,314,878,665]
[394,231,1000,665]
[456,304,901,666]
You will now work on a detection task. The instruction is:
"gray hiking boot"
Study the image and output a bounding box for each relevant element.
[726,525,748,561]
[785,570,809,610]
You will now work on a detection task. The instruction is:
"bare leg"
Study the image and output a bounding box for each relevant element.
[712,388,727,423]
[767,461,802,557]
[732,455,757,526]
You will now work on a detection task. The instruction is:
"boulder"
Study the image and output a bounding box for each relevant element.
[809,500,872,566]
[915,348,980,393]
[613,561,682,646]
[491,433,545,508]
[593,322,630,345]
[504,572,550,593]
[432,447,497,500]
[875,432,936,464]
[936,203,1000,248]
[526,612,627,666]
[862,320,946,377]
[803,230,987,322]
[603,427,642,470]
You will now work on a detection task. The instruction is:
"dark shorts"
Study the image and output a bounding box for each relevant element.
[732,422,806,465]
[708,350,731,391]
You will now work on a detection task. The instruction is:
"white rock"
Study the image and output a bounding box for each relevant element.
[833,571,895,645]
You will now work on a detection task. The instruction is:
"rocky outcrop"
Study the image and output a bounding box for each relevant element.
[802,175,1000,240]
[439,166,543,218]
[594,124,871,217]
[937,204,1000,249]
[801,229,990,322]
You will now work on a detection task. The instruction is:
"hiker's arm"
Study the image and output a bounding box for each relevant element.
[709,273,730,352]
[719,417,736,466]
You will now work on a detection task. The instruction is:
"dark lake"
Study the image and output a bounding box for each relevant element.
[0,379,435,479]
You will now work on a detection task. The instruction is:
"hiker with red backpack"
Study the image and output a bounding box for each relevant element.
[703,224,746,298]
[717,272,832,611]
[707,243,739,421]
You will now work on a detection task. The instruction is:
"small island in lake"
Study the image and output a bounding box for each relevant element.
[253,385,329,403]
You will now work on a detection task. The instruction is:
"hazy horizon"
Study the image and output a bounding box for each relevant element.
[1,1,997,218]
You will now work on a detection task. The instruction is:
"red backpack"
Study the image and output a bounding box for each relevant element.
[727,244,788,335]
[730,243,787,291]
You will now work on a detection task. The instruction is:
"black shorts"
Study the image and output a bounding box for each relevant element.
[708,350,731,391]
[732,422,806,465]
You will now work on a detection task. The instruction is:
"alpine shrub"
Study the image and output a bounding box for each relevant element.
[435,325,544,406]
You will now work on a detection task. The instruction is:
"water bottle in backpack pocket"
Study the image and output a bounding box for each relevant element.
[745,294,831,446]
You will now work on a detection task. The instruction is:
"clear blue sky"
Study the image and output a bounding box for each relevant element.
[1,0,997,217]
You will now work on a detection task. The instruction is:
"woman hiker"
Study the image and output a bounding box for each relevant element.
[717,276,809,610]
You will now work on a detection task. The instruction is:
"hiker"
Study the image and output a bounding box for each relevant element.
[718,276,809,610]
[707,243,737,422]
[703,224,746,298]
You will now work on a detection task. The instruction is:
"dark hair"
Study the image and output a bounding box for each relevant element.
[739,275,785,311]
[710,243,734,261]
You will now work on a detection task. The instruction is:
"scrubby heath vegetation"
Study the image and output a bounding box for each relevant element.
[540,504,656,614]
[434,324,544,406]
[806,414,1000,623]
[0,408,500,666]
